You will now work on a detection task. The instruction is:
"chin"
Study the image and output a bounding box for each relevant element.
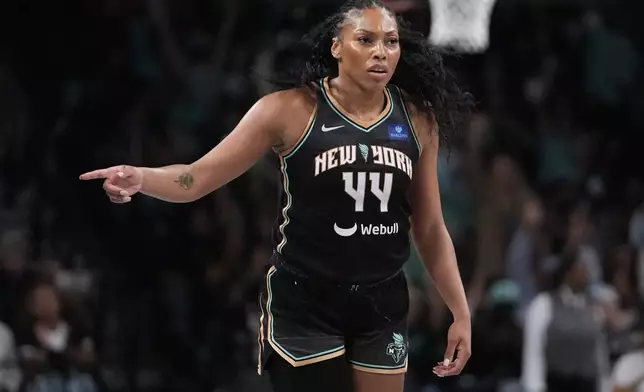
[363,74,392,89]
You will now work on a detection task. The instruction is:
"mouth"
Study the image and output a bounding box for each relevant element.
[367,65,389,75]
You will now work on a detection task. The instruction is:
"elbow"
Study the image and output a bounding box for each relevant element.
[184,163,211,202]
[185,183,206,203]
[182,188,208,204]
[411,219,451,271]
[158,164,208,203]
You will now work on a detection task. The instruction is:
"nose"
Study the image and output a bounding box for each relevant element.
[373,40,387,60]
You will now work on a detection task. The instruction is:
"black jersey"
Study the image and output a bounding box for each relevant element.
[271,77,422,283]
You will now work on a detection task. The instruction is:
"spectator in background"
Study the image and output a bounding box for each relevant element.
[0,321,21,392]
[470,154,532,311]
[629,204,644,300]
[564,201,603,290]
[505,196,546,322]
[640,250,644,304]
[16,282,97,392]
[629,203,644,250]
[611,309,644,392]
[0,229,33,329]
[522,248,610,392]
[598,245,643,365]
[607,246,641,328]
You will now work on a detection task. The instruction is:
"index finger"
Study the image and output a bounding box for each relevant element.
[79,169,111,180]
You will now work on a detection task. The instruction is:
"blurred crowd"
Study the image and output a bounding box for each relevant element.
[0,0,643,391]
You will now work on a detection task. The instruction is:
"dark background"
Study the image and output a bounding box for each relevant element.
[0,0,642,391]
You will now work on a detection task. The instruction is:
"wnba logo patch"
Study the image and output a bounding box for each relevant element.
[388,124,409,141]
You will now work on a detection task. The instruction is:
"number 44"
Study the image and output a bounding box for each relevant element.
[342,172,393,212]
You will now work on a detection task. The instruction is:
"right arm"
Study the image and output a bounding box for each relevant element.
[140,92,286,202]
[82,89,314,203]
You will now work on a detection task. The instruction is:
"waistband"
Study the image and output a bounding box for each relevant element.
[269,250,403,293]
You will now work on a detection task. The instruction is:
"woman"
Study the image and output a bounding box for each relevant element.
[15,282,97,392]
[522,248,610,392]
[80,1,474,391]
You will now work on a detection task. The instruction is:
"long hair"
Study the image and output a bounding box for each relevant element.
[272,0,474,149]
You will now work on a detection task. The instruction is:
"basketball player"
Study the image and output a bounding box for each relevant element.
[80,1,474,391]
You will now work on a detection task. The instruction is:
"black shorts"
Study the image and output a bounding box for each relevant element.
[257,258,410,375]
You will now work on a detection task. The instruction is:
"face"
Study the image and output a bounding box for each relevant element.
[567,204,590,243]
[491,155,518,185]
[522,198,544,228]
[1,249,25,273]
[331,7,401,88]
[567,259,589,291]
[31,284,60,320]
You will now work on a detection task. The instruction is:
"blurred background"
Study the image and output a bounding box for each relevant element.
[0,0,643,391]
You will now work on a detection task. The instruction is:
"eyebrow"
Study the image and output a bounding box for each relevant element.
[354,28,398,34]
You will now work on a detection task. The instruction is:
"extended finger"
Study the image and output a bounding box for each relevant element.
[433,360,452,377]
[441,364,465,376]
[432,363,453,377]
[79,169,111,180]
[432,368,446,377]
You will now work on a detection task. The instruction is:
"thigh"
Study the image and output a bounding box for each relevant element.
[258,266,346,374]
[353,369,405,392]
[267,354,354,392]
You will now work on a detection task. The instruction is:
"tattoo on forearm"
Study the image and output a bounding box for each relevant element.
[175,173,194,190]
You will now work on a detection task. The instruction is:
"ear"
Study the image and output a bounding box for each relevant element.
[331,37,342,59]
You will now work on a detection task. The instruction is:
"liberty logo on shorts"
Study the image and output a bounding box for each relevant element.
[385,333,407,364]
[388,124,409,141]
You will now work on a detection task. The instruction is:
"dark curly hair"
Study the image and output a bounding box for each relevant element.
[273,0,474,149]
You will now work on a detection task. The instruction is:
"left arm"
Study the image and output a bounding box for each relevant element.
[409,112,470,322]
[408,110,471,375]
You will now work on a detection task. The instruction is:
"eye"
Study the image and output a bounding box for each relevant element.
[358,36,372,44]
[388,38,399,45]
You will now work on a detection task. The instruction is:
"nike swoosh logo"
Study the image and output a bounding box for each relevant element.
[333,223,357,237]
[321,124,345,132]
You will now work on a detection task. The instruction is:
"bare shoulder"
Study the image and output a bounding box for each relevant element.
[398,89,437,151]
[263,87,316,118]
[261,87,317,154]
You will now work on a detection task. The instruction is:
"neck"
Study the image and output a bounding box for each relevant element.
[329,74,385,117]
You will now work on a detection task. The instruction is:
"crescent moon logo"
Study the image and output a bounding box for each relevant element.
[333,223,358,237]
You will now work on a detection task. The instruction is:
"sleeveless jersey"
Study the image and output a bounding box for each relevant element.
[271,77,422,283]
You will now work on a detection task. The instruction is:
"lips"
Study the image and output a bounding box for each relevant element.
[367,65,389,74]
